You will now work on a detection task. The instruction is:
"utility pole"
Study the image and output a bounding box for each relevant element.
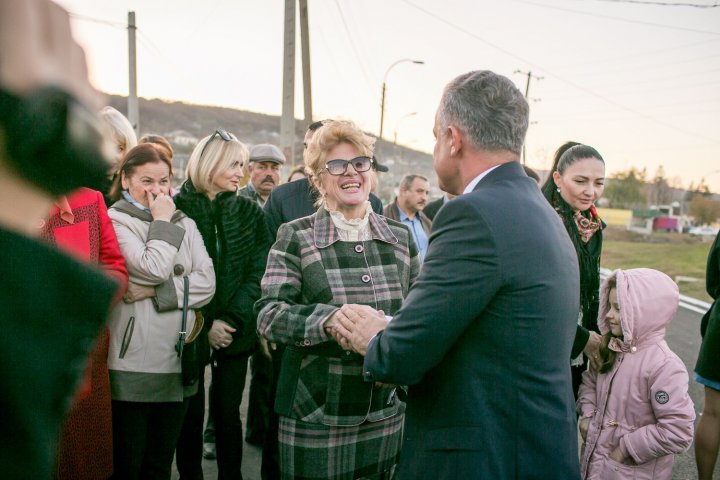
[299,0,312,126]
[514,70,542,165]
[127,11,139,136]
[280,0,296,165]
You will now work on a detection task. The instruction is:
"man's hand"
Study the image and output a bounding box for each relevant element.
[0,0,103,110]
[258,336,277,360]
[209,319,236,350]
[584,331,602,370]
[333,304,389,356]
[123,281,155,303]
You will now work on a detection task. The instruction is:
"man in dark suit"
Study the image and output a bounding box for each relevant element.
[336,70,581,479]
[422,192,456,221]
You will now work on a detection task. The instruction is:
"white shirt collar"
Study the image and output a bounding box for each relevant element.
[462,164,502,194]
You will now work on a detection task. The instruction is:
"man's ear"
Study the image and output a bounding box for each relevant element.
[448,125,463,156]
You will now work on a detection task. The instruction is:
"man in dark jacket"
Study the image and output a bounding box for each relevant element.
[337,70,581,479]
[423,192,456,221]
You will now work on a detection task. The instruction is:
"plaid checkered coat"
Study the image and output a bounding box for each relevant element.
[256,207,419,426]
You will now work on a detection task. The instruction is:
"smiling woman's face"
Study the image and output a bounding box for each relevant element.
[317,142,372,219]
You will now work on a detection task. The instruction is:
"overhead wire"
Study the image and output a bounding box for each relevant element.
[68,12,126,29]
[135,29,203,95]
[580,0,719,7]
[399,0,720,145]
[514,0,720,35]
[332,0,378,99]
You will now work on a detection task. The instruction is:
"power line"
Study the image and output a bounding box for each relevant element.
[399,0,720,146]
[581,0,719,7]
[68,12,126,29]
[333,0,377,97]
[550,36,720,71]
[514,0,720,35]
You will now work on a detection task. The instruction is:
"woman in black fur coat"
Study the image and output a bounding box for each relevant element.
[174,129,272,480]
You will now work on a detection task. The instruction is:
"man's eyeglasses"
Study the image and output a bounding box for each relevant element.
[199,129,236,160]
[324,156,373,176]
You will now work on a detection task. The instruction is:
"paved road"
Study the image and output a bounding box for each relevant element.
[171,366,262,480]
[171,304,716,479]
[668,305,719,480]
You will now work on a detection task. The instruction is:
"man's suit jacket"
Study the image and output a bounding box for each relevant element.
[363,161,581,479]
[422,196,445,221]
[263,177,383,238]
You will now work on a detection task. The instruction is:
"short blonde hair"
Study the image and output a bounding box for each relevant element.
[185,131,248,194]
[98,106,137,155]
[304,119,376,190]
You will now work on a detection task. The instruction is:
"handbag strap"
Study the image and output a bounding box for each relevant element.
[175,275,189,357]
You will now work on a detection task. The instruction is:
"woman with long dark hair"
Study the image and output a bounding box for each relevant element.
[541,142,606,397]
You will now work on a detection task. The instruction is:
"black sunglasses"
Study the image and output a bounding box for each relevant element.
[324,156,373,176]
[199,129,236,160]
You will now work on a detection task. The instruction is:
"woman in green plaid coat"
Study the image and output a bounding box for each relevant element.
[256,120,419,480]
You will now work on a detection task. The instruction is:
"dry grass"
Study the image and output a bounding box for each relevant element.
[601,226,715,302]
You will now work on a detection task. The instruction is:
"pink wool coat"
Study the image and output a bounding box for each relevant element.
[577,268,695,480]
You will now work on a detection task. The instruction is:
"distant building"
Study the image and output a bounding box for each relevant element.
[166,130,198,147]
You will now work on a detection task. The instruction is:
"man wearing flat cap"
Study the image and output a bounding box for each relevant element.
[239,143,285,206]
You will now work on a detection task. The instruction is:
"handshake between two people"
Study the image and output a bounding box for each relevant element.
[324,304,390,356]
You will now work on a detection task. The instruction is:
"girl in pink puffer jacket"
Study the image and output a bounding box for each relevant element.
[577,268,695,480]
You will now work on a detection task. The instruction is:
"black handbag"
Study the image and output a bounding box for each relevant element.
[175,276,201,387]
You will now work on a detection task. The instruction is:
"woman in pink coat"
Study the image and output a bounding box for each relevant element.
[577,268,695,479]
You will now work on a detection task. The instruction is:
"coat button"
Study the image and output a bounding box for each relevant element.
[361,274,371,283]
[355,244,364,253]
[630,346,637,353]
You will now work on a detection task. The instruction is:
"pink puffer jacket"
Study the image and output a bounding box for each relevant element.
[577,268,695,480]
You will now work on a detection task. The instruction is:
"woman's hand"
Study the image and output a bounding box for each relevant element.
[584,331,602,370]
[209,319,236,350]
[123,281,155,303]
[148,191,175,222]
[325,310,353,351]
[579,417,590,441]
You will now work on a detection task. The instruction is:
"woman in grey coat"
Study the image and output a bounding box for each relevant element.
[107,144,215,480]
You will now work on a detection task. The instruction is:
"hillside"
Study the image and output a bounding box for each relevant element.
[107,95,436,202]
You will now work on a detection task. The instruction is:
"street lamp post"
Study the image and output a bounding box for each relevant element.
[379,58,424,140]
